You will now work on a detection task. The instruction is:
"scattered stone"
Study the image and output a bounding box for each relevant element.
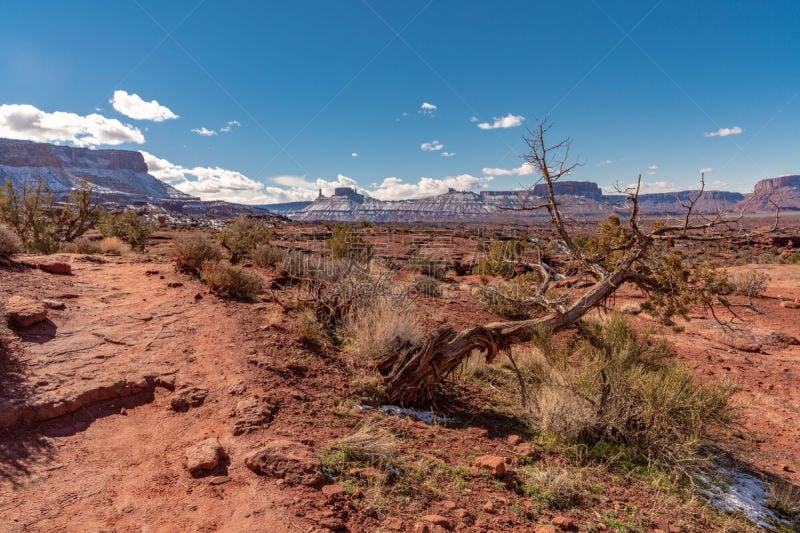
[5,295,48,328]
[232,397,276,435]
[209,476,230,485]
[421,515,452,529]
[383,517,404,531]
[413,523,430,533]
[535,526,556,533]
[552,515,575,530]
[42,299,66,310]
[170,386,209,412]
[167,282,183,288]
[441,500,457,510]
[244,440,325,487]
[781,300,800,309]
[507,435,523,446]
[185,437,223,475]
[514,442,538,459]
[145,269,160,275]
[316,517,346,531]
[38,262,71,275]
[228,381,247,395]
[482,501,496,514]
[453,509,470,520]
[474,455,506,477]
[321,484,346,500]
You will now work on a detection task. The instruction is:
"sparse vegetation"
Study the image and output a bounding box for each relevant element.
[173,234,223,273]
[98,236,127,254]
[345,297,421,363]
[220,216,273,263]
[325,224,373,264]
[59,237,100,254]
[0,223,23,257]
[729,269,769,298]
[412,275,442,298]
[517,464,582,510]
[766,478,800,523]
[199,259,264,301]
[472,239,525,277]
[251,243,287,268]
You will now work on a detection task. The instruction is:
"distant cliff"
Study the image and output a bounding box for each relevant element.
[741,175,800,212]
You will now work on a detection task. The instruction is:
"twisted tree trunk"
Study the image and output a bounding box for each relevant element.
[379,269,631,406]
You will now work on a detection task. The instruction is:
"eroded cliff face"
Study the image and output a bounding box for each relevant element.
[0,138,192,200]
[742,175,800,212]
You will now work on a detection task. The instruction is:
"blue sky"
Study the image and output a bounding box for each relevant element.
[1,1,799,203]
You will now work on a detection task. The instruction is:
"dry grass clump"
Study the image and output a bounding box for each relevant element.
[413,275,442,298]
[766,478,800,522]
[729,269,769,298]
[173,234,223,273]
[0,224,23,257]
[522,314,736,472]
[409,253,447,280]
[517,464,582,510]
[98,236,127,254]
[220,216,273,263]
[199,259,264,301]
[59,237,100,254]
[320,423,398,476]
[479,273,542,319]
[346,299,421,363]
[251,244,287,268]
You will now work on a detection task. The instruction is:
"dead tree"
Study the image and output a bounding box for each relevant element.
[378,119,778,406]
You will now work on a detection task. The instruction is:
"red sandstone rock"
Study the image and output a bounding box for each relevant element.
[5,295,47,328]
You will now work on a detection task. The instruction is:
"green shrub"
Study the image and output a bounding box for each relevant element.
[251,244,287,268]
[99,209,154,252]
[325,224,373,264]
[479,273,541,319]
[525,314,736,472]
[59,237,100,254]
[0,224,22,257]
[173,235,223,273]
[199,260,264,301]
[220,216,272,263]
[473,240,525,277]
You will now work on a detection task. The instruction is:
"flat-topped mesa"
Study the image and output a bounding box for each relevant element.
[531,180,603,199]
[0,138,148,172]
[753,175,800,194]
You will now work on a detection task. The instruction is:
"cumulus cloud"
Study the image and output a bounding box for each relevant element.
[110,90,178,122]
[141,150,273,204]
[648,165,658,170]
[481,163,535,176]
[419,102,437,116]
[699,167,714,174]
[191,127,217,136]
[264,174,361,203]
[469,116,479,123]
[477,113,525,130]
[351,152,359,157]
[0,103,145,147]
[597,159,613,167]
[602,181,682,195]
[704,126,743,137]
[368,174,493,201]
[441,152,455,157]
[220,120,240,133]
[421,140,444,151]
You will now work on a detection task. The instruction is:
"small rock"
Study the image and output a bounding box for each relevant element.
[475,455,506,477]
[413,523,431,533]
[507,435,523,446]
[194,293,203,301]
[38,262,71,275]
[781,300,800,309]
[482,501,496,514]
[782,464,795,472]
[383,517,404,531]
[244,440,325,487]
[228,381,247,395]
[514,442,538,459]
[441,500,457,510]
[185,437,223,475]
[316,517,346,531]
[167,282,184,288]
[170,386,209,412]
[453,509,470,520]
[321,484,346,500]
[5,295,48,328]
[232,397,276,435]
[421,514,452,529]
[42,299,66,310]
[209,476,230,485]
[535,526,556,533]
[552,515,575,530]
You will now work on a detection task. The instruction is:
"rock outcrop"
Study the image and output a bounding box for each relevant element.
[742,175,800,212]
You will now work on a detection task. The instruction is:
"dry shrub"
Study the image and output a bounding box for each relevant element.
[0,224,22,257]
[409,253,447,280]
[59,237,100,254]
[173,234,222,273]
[251,244,287,268]
[729,269,769,298]
[325,224,373,264]
[98,236,127,254]
[220,216,272,263]
[766,478,800,521]
[517,464,582,510]
[320,423,398,474]
[346,297,420,363]
[479,273,541,319]
[413,275,442,298]
[200,259,264,301]
[523,314,736,472]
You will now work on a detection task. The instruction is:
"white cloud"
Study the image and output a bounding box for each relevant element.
[220,120,240,133]
[369,174,493,201]
[265,174,360,203]
[469,116,479,123]
[481,163,535,176]
[648,165,658,170]
[351,152,359,158]
[0,103,145,147]
[477,113,525,130]
[110,90,178,122]
[647,171,657,176]
[602,181,682,194]
[191,127,217,137]
[421,140,444,151]
[597,159,613,167]
[704,126,743,137]
[419,102,437,116]
[441,152,455,157]
[699,167,714,174]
